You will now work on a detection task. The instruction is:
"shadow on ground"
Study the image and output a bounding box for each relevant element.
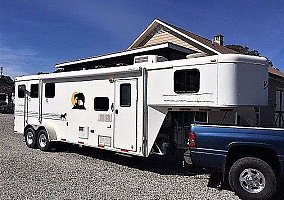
[53,143,284,199]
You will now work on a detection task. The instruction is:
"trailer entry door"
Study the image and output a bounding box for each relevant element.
[114,79,137,151]
[24,80,41,125]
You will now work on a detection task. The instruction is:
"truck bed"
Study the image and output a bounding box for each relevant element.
[190,124,284,175]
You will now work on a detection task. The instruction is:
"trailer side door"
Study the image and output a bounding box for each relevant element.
[24,80,41,126]
[114,79,137,151]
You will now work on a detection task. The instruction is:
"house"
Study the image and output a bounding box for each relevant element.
[56,19,283,127]
[0,73,14,114]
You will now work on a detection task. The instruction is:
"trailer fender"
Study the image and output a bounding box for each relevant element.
[24,123,41,134]
[25,124,57,141]
[39,124,57,141]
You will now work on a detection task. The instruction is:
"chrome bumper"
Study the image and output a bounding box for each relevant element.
[184,150,192,165]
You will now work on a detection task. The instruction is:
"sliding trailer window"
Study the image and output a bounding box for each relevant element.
[174,69,200,93]
[94,97,109,111]
[18,85,26,98]
[30,84,39,98]
[45,83,55,98]
[120,83,131,107]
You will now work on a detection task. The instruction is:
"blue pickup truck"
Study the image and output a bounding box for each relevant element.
[187,124,284,200]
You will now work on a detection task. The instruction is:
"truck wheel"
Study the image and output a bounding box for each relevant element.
[37,129,51,151]
[24,127,37,148]
[229,157,277,200]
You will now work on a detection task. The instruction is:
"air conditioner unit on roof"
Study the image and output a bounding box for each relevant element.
[134,55,168,65]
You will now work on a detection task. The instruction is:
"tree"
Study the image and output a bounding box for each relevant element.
[225,44,273,67]
[225,45,260,56]
[0,75,14,86]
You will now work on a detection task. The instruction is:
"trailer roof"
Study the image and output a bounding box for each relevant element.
[55,42,193,71]
[16,54,268,82]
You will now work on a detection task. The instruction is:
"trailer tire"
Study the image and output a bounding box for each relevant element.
[24,127,37,148]
[37,129,51,151]
[229,157,277,200]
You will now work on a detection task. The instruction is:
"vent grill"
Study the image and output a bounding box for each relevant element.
[134,56,149,64]
[134,55,168,65]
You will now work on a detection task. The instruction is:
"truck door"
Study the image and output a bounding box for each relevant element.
[114,79,137,151]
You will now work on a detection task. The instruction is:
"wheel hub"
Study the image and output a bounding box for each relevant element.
[239,168,266,193]
[39,134,47,148]
[26,131,34,145]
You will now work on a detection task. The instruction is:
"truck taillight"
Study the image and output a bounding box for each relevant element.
[188,132,197,148]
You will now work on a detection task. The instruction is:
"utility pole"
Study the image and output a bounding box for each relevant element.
[0,67,3,77]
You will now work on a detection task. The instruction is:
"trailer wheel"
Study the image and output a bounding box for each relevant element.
[37,129,51,151]
[24,127,37,148]
[229,157,277,200]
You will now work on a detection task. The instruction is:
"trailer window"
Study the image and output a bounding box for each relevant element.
[94,97,109,111]
[174,69,200,93]
[45,83,55,98]
[120,83,131,107]
[18,85,26,98]
[30,84,39,98]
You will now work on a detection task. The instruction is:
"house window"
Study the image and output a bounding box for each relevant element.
[30,84,39,98]
[18,85,26,98]
[94,97,109,111]
[0,93,6,101]
[120,83,131,107]
[45,83,55,98]
[174,69,200,93]
[275,90,284,127]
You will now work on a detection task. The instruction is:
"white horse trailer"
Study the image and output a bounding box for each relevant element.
[14,54,268,158]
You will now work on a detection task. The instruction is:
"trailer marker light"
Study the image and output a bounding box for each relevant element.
[188,132,197,148]
[78,141,84,144]
[121,149,129,152]
[98,144,105,148]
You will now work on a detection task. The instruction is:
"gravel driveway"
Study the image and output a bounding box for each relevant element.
[1,114,283,199]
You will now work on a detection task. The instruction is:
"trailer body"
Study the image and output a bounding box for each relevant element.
[14,54,268,156]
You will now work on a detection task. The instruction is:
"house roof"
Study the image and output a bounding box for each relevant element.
[268,67,284,78]
[128,19,237,54]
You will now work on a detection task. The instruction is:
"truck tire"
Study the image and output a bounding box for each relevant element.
[24,127,37,148]
[229,157,277,200]
[37,129,51,151]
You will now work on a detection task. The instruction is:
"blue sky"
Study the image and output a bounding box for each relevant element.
[0,0,283,78]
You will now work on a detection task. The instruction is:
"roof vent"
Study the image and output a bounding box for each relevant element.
[134,55,168,65]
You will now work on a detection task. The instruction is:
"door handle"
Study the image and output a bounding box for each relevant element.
[115,109,118,114]
[111,103,114,112]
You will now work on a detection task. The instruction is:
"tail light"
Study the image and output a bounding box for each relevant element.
[188,131,197,148]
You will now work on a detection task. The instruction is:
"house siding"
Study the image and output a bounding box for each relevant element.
[260,75,284,127]
[144,31,201,52]
[137,26,202,53]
